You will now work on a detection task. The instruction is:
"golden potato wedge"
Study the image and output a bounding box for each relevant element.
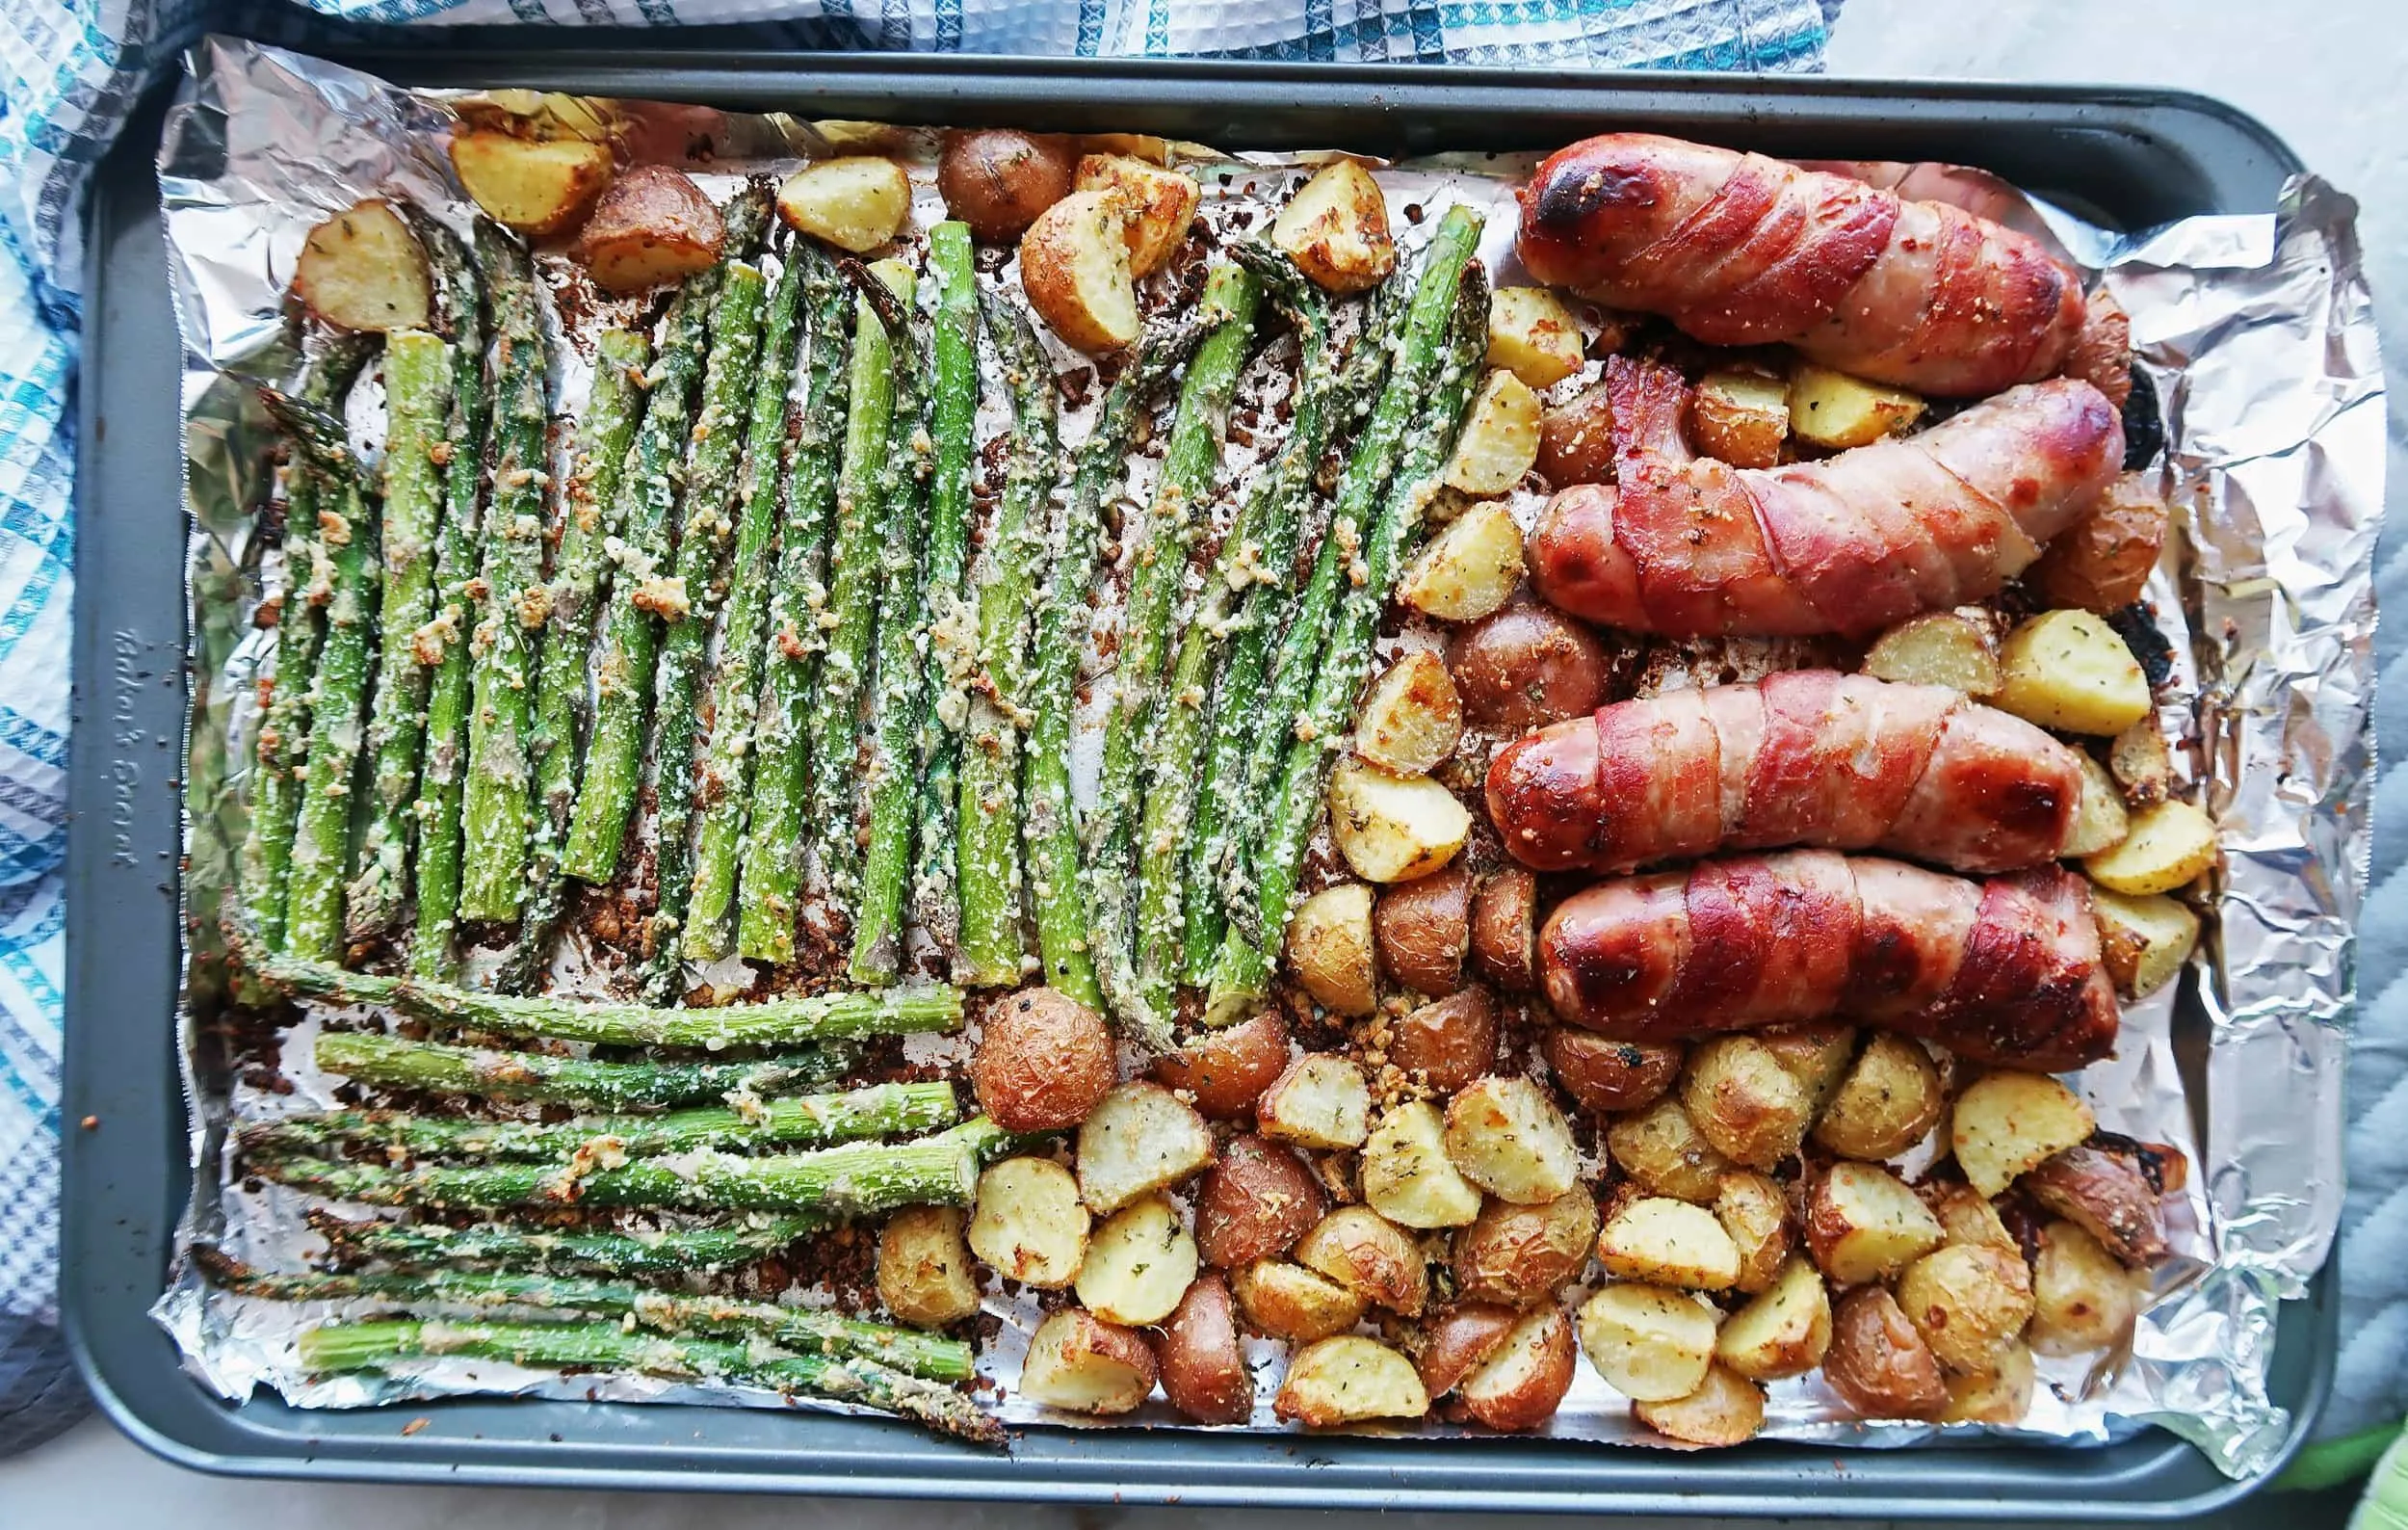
[1942,1340,2036,1425]
[1414,1301,1521,1398]
[1755,1022,1859,1111]
[1950,1071,2096,1198]
[968,1155,1090,1288]
[1896,1243,2034,1374]
[1714,1255,1831,1381]
[937,128,1076,244]
[448,131,614,237]
[1862,611,2004,697]
[2084,799,2219,895]
[1374,864,1474,997]
[2108,721,2176,808]
[1634,1362,1766,1447]
[973,985,1115,1132]
[1823,1286,1947,1420]
[1606,1096,1732,1203]
[1275,1335,1430,1427]
[1995,609,2155,736]
[1443,372,1542,496]
[1154,1010,1292,1120]
[1486,286,1585,389]
[1355,650,1463,778]
[1296,1205,1427,1316]
[1458,1306,1577,1431]
[1396,498,1527,622]
[1549,1031,1684,1117]
[1576,1282,1718,1402]
[1019,189,1139,354]
[1076,1194,1200,1326]
[1469,870,1539,992]
[1287,883,1379,1016]
[2026,474,2168,615]
[775,156,910,253]
[1537,382,1615,487]
[1157,1272,1252,1424]
[1021,1307,1157,1414]
[1597,1197,1742,1291]
[293,199,432,331]
[574,166,724,294]
[1680,1035,1814,1171]
[1788,363,1924,449]
[1812,1033,1945,1162]
[1258,1053,1373,1150]
[1924,1181,2019,1255]
[1804,1161,1946,1286]
[2061,751,2133,858]
[1713,1171,1792,1296]
[2025,1144,2172,1267]
[2029,1220,2141,1356]
[1362,1098,1483,1228]
[1326,757,1471,884]
[1390,987,1498,1095]
[1688,370,1789,469]
[1453,1190,1598,1308]
[1442,1075,1580,1204]
[2090,886,2201,1000]
[1194,1132,1325,1270]
[1076,1081,1214,1214]
[1269,159,1395,295]
[1074,152,1199,278]
[1234,1257,1367,1343]
[877,1204,982,1328]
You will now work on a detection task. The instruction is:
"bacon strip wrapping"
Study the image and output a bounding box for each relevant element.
[1538,850,2119,1071]
[1488,672,2085,877]
[1529,357,2123,638]
[1516,132,2088,397]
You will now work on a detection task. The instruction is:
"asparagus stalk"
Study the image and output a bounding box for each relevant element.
[297,1317,1002,1446]
[458,222,553,922]
[1022,314,1212,1009]
[1203,229,1487,1024]
[683,235,812,962]
[1086,263,1261,1042]
[242,332,377,952]
[904,224,982,965]
[251,1136,977,1216]
[637,258,772,1002]
[199,1251,971,1380]
[310,1211,824,1279]
[563,189,771,886]
[312,1028,853,1111]
[732,246,852,963]
[499,325,654,991]
[798,267,902,912]
[953,295,1061,987]
[270,391,380,962]
[240,1081,957,1161]
[407,221,493,980]
[849,257,941,984]
[341,330,454,940]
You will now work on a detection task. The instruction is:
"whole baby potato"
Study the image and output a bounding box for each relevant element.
[1153,1010,1291,1119]
[971,986,1115,1131]
[937,128,1078,243]
[1448,600,1610,729]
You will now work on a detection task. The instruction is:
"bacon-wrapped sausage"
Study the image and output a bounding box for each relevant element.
[1517,133,2086,398]
[1538,851,2118,1070]
[1488,672,2085,877]
[1530,357,2122,638]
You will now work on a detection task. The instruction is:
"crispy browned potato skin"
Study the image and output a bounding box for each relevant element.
[1453,1191,1599,1307]
[1458,1307,1578,1432]
[1413,1301,1522,1397]
[1194,1133,1328,1270]
[2024,473,2168,614]
[1544,1029,1684,1116]
[2023,1144,2172,1267]
[1823,1286,1949,1420]
[937,128,1077,243]
[971,987,1115,1131]
[1157,1273,1253,1424]
[572,165,725,294]
[1537,382,1615,487]
[1469,871,1540,990]
[1153,1010,1291,1119]
[1448,602,1610,730]
[1390,988,1499,1095]
[1374,864,1475,996]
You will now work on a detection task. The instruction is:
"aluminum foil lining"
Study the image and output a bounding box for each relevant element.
[150,36,2380,1480]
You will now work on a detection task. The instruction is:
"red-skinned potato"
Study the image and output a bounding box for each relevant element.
[1453,1189,1599,1307]
[1390,988,1498,1095]
[1457,1306,1577,1431]
[937,128,1076,243]
[2025,473,2167,615]
[1545,1029,1683,1116]
[2023,1144,2172,1268]
[971,987,1114,1132]
[1022,1308,1159,1415]
[1536,382,1614,488]
[1296,1205,1428,1316]
[1153,1010,1291,1120]
[1156,1273,1252,1424]
[1823,1286,1948,1420]
[1374,864,1474,996]
[1469,870,1539,990]
[1634,1362,1766,1447]
[573,166,724,294]
[1448,601,1610,729]
[1414,1301,1521,1397]
[1194,1133,1327,1270]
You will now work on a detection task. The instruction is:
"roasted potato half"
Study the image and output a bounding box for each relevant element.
[1287,883,1379,1016]
[1862,611,2004,697]
[1327,758,1472,884]
[1156,1272,1252,1424]
[1688,369,1789,469]
[1154,1009,1292,1119]
[937,128,1076,243]
[2029,1220,2142,1356]
[1924,1180,2020,1255]
[1234,1257,1367,1343]
[293,199,432,331]
[2062,751,2133,857]
[448,131,614,238]
[1258,1053,1374,1151]
[1681,1035,1815,1171]
[1942,1340,2037,1425]
[1076,1081,1215,1214]
[1804,1161,1946,1286]
[775,156,911,253]
[1415,1301,1521,1398]
[1950,1071,2097,1198]
[1021,1307,1158,1415]
[1453,1190,1599,1308]
[1714,1255,1831,1381]
[1448,601,1610,730]
[1468,870,1540,991]
[2083,799,2219,896]
[1994,609,2155,737]
[2025,473,2168,615]
[1823,1286,1948,1420]
[877,1204,982,1328]
[1355,650,1463,778]
[1077,1194,1200,1327]
[1074,152,1199,278]
[1577,1282,1719,1402]
[1895,1242,2034,1375]
[1549,1031,1684,1117]
[1487,285,1585,390]
[2025,1145,2172,1267]
[1597,1197,1742,1291]
[1811,1032,1945,1162]
[1374,864,1474,997]
[1019,189,1139,353]
[1269,159,1396,295]
[1443,1075,1580,1204]
[1397,499,1529,623]
[1275,1335,1430,1427]
[1363,1098,1483,1228]
[1194,1132,1326,1271]
[1755,1022,1859,1111]
[2109,721,2177,808]
[973,986,1115,1132]
[968,1155,1089,1288]
[1458,1306,1578,1432]
[1296,1205,1428,1316]
[1713,1171,1792,1296]
[1443,373,1543,498]
[1633,1362,1767,1447]
[1536,382,1615,488]
[1390,988,1499,1095]
[575,166,724,294]
[1788,364,1924,449]
[1606,1095,1731,1203]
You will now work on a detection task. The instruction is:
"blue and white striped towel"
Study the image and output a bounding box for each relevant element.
[0,0,1837,1457]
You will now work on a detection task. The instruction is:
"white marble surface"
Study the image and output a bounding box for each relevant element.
[13,4,2402,1523]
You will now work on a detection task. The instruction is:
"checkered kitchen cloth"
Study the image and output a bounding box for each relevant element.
[0,0,1839,1458]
